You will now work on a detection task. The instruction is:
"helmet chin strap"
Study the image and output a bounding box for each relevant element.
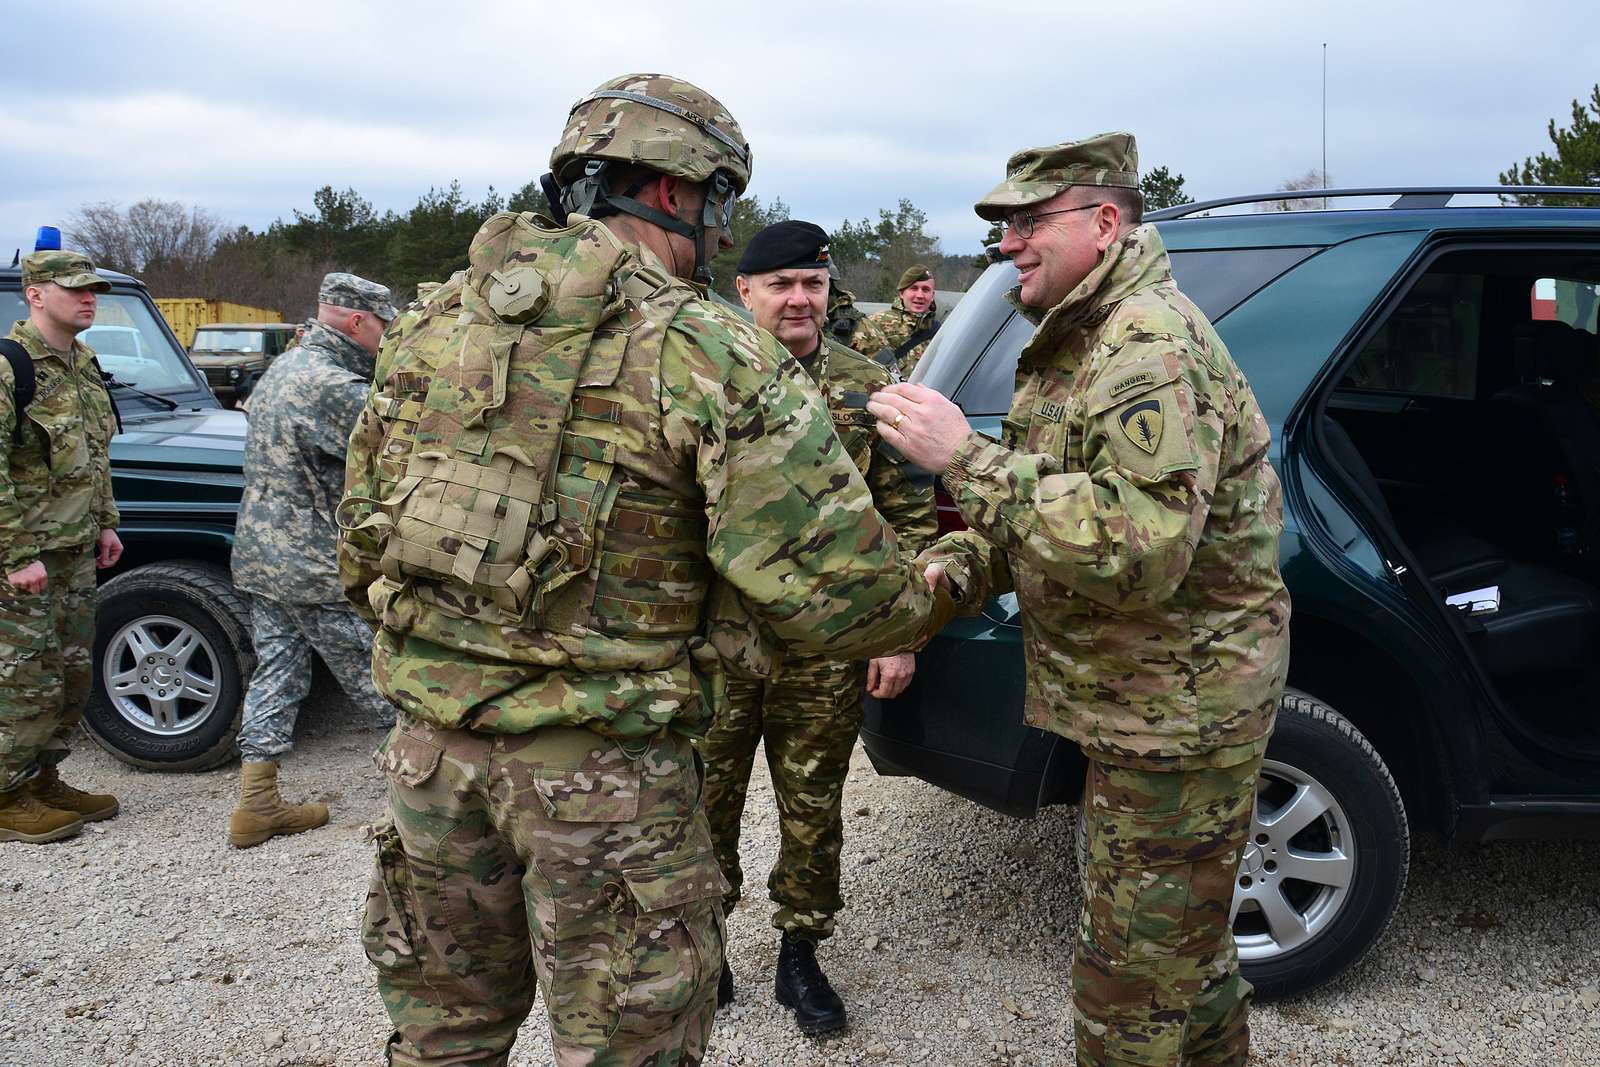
[548,162,728,285]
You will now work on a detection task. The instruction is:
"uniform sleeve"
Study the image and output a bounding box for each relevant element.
[940,339,1222,612]
[309,372,371,461]
[337,381,385,622]
[662,311,949,660]
[866,441,938,557]
[848,315,891,360]
[92,389,119,532]
[0,366,40,571]
[917,528,1013,613]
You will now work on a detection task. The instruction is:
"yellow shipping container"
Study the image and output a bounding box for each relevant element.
[155,298,282,348]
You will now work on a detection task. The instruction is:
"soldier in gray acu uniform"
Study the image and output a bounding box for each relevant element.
[226,272,397,849]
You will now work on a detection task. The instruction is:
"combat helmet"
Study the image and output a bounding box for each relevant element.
[542,73,752,285]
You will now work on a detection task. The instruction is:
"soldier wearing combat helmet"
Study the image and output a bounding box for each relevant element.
[0,249,123,845]
[869,133,1291,1066]
[339,73,950,1065]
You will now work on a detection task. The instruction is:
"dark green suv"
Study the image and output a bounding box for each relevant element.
[862,187,1600,1000]
[2,264,251,771]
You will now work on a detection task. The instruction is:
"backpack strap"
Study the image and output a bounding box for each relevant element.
[894,321,939,361]
[0,339,36,446]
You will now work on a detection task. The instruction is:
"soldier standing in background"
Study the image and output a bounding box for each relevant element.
[868,133,1290,1066]
[225,272,397,849]
[338,73,948,1066]
[825,272,887,358]
[856,264,939,379]
[704,221,937,1033]
[0,251,123,844]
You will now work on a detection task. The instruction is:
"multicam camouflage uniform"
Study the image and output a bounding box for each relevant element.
[339,74,945,1067]
[231,307,395,761]
[929,135,1291,1067]
[856,294,939,381]
[700,335,936,942]
[826,281,887,358]
[1,281,118,794]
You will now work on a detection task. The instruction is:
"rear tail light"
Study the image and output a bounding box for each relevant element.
[935,480,966,534]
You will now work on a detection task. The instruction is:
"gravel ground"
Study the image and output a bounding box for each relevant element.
[3,692,1599,1067]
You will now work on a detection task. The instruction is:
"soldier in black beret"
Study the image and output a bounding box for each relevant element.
[699,221,937,1032]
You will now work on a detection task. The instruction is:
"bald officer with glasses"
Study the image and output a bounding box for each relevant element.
[867,133,1291,1067]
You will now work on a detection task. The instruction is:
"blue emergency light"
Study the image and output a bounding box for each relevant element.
[35,226,61,252]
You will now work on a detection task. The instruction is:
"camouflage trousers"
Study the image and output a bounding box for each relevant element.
[237,595,393,762]
[1074,752,1262,1067]
[0,547,96,793]
[363,716,727,1067]
[699,656,865,941]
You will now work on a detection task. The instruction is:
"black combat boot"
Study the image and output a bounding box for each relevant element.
[717,956,734,1008]
[774,932,846,1035]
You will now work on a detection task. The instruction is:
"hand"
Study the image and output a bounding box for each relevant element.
[96,528,123,570]
[867,382,970,475]
[924,560,950,594]
[6,560,48,594]
[866,652,916,699]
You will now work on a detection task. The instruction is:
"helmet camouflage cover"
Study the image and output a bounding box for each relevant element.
[550,73,752,195]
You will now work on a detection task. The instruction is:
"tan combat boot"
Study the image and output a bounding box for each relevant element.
[227,761,329,849]
[0,787,85,844]
[29,764,120,822]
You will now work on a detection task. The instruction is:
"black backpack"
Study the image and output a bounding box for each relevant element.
[0,338,35,445]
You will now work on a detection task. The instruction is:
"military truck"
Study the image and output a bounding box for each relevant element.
[189,322,300,406]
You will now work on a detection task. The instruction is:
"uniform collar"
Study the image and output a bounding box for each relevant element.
[8,318,83,364]
[301,319,376,380]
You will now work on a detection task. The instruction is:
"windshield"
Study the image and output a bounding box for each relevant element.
[1,290,207,394]
[192,330,266,353]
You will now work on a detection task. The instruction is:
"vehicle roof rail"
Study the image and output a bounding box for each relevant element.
[1145,185,1600,221]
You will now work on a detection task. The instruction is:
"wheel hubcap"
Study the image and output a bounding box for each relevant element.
[101,615,223,736]
[1232,758,1357,961]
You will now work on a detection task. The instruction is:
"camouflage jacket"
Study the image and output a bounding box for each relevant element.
[930,225,1290,768]
[801,336,935,552]
[0,320,119,571]
[339,215,945,741]
[858,297,939,380]
[826,283,886,355]
[231,320,374,604]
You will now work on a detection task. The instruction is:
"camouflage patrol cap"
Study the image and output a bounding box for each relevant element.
[21,250,111,292]
[551,73,752,194]
[318,272,396,322]
[974,132,1140,221]
[897,264,933,291]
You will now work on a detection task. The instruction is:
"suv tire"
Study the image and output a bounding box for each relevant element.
[83,562,253,771]
[1076,689,1409,1000]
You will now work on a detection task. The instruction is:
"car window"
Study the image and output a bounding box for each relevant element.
[932,246,1321,415]
[1533,277,1600,335]
[193,330,266,353]
[0,290,205,393]
[1343,272,1484,398]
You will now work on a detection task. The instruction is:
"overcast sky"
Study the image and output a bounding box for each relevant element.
[4,0,1595,265]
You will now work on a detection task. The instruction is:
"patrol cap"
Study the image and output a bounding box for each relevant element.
[319,272,397,322]
[21,250,111,292]
[737,220,832,275]
[897,264,933,291]
[974,132,1140,221]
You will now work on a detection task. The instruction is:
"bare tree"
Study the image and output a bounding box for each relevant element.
[67,199,226,283]
[1259,169,1332,212]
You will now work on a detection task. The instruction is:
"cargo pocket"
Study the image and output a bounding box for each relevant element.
[373,726,443,788]
[0,588,57,710]
[360,820,422,977]
[612,850,728,1041]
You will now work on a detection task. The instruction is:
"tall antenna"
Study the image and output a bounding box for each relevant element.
[1322,43,1328,209]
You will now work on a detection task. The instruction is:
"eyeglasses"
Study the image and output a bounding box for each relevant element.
[1003,203,1105,239]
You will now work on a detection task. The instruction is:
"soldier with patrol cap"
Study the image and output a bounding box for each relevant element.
[225,271,398,849]
[0,249,123,844]
[869,133,1291,1066]
[855,263,939,379]
[704,220,936,1032]
[338,73,948,1065]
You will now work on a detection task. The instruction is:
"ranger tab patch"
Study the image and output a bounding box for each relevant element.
[1109,370,1155,398]
[1118,398,1163,454]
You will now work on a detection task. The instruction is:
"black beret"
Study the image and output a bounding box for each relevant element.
[737,220,832,275]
